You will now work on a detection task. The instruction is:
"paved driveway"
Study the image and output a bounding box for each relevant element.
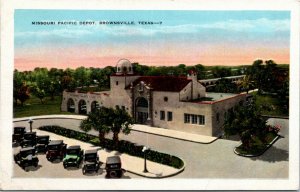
[14,118,289,178]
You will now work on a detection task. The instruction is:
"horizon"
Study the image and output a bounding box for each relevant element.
[14,61,290,72]
[15,10,290,71]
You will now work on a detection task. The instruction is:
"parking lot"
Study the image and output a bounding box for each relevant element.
[12,132,141,179]
[13,117,289,179]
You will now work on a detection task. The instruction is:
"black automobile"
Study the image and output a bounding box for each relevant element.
[105,156,123,178]
[14,147,39,170]
[63,145,83,168]
[35,135,50,153]
[82,149,100,174]
[20,132,37,148]
[46,140,67,162]
[12,126,26,144]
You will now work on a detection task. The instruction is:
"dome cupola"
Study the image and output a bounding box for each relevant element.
[116,59,134,75]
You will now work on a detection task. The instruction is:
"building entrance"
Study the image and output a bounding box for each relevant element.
[135,97,149,124]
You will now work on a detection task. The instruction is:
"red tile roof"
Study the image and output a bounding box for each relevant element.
[126,76,191,92]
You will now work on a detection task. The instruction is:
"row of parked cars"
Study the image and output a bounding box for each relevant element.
[12,126,123,178]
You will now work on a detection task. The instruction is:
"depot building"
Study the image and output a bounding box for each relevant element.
[61,59,246,137]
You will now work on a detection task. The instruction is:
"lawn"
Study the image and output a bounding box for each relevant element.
[13,95,73,118]
[251,92,289,117]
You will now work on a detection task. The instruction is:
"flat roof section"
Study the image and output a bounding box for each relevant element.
[190,92,245,104]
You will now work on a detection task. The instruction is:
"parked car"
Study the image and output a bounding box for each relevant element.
[35,135,50,153]
[105,156,123,178]
[63,145,83,168]
[14,147,39,170]
[82,149,100,174]
[20,132,37,148]
[12,126,26,144]
[46,140,67,162]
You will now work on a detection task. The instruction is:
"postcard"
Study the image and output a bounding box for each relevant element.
[0,0,299,190]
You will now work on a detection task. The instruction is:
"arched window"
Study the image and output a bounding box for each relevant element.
[137,97,148,108]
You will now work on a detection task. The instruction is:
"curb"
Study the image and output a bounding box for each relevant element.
[125,159,186,179]
[233,135,281,157]
[13,115,86,123]
[13,115,219,144]
[131,128,219,144]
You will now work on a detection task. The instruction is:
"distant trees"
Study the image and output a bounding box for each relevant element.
[247,59,288,95]
[214,78,239,93]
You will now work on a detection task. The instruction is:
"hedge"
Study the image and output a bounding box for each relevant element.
[38,125,184,169]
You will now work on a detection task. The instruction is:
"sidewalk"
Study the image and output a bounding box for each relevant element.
[14,115,218,144]
[36,129,184,178]
[131,124,218,144]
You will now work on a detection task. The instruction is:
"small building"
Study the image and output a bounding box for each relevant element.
[61,59,246,137]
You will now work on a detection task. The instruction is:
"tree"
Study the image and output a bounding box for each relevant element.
[30,84,46,104]
[16,83,30,106]
[111,107,134,144]
[80,107,112,144]
[214,78,238,93]
[223,100,268,149]
[13,70,26,105]
[249,59,264,94]
[237,75,254,94]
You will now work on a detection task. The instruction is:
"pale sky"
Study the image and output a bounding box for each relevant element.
[15,10,290,71]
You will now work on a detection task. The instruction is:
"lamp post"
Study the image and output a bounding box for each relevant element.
[28,118,33,132]
[142,146,149,173]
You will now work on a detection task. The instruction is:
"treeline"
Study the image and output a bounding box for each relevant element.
[14,60,288,107]
[209,60,289,96]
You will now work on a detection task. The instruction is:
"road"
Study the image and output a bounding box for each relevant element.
[14,118,289,178]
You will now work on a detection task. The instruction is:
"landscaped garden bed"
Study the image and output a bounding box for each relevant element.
[234,130,281,157]
[38,125,184,169]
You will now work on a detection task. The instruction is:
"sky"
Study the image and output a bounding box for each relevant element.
[15,10,290,71]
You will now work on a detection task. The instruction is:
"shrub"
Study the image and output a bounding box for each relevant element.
[39,125,184,169]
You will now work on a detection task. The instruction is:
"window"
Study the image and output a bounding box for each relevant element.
[160,111,165,120]
[198,115,205,125]
[216,113,220,123]
[191,115,197,124]
[116,81,118,85]
[164,97,168,102]
[184,113,205,125]
[167,111,173,121]
[184,114,190,123]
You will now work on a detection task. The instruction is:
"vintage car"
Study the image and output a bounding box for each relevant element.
[63,145,83,168]
[105,156,123,178]
[14,147,39,170]
[82,149,100,174]
[35,135,50,153]
[20,132,37,148]
[46,140,67,162]
[12,126,26,144]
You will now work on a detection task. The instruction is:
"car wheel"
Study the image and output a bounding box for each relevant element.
[109,171,117,178]
[63,164,67,169]
[82,168,86,175]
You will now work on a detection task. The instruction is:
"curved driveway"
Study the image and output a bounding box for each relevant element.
[14,117,289,178]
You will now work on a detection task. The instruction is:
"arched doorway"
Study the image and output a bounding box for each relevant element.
[135,97,148,124]
[78,100,87,114]
[67,98,75,113]
[91,101,100,113]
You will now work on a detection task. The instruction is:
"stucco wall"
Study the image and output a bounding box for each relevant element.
[211,94,247,136]
[152,91,213,136]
